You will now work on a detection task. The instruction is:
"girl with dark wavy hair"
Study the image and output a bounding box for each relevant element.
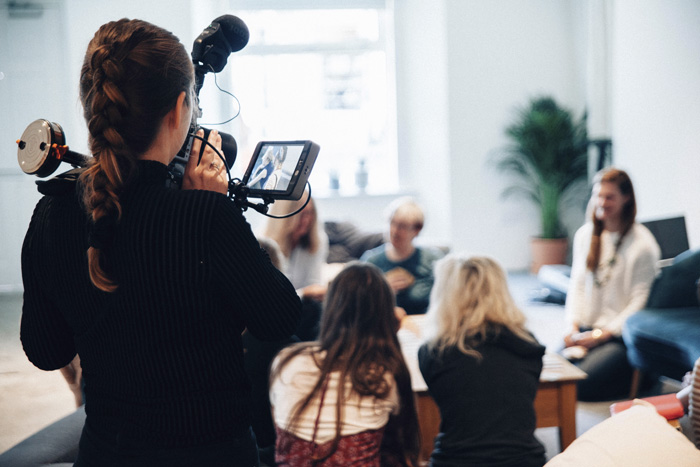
[563,167,660,401]
[20,18,301,465]
[270,262,420,466]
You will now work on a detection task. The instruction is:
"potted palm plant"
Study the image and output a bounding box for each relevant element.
[494,96,589,273]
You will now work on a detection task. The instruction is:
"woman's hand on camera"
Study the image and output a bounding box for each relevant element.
[182,129,227,194]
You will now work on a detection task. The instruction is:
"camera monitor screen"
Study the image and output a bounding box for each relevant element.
[242,140,319,200]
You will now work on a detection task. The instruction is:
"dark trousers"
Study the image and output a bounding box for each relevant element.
[573,336,634,401]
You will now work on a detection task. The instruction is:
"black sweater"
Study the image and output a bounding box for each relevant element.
[20,160,301,449]
[418,328,546,467]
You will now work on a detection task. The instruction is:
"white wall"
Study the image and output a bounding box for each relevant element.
[611,0,700,248]
[396,0,588,269]
[0,2,71,292]
[448,0,587,269]
[393,0,452,248]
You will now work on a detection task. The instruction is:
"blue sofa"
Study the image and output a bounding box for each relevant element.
[623,248,700,381]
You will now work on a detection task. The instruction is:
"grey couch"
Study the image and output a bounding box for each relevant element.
[0,406,84,466]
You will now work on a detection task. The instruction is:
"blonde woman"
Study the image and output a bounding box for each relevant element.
[264,195,329,299]
[264,195,329,340]
[418,254,546,467]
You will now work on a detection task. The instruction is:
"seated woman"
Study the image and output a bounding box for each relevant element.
[269,262,420,466]
[264,195,329,340]
[250,146,288,190]
[361,197,443,315]
[418,254,546,467]
[563,167,660,401]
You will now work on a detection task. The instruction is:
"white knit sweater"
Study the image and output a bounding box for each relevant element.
[269,347,399,444]
[565,222,661,335]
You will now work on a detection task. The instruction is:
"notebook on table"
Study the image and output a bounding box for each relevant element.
[610,393,685,421]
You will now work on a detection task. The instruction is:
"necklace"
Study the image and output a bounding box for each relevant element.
[594,233,624,288]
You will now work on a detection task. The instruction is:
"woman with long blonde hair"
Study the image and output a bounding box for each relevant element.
[418,254,546,467]
[264,195,328,295]
[264,195,329,340]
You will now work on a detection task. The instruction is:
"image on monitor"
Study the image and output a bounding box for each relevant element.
[247,144,304,192]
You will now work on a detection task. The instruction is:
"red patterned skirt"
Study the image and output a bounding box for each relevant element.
[275,426,385,466]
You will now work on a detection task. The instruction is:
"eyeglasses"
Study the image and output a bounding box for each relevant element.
[390,220,420,231]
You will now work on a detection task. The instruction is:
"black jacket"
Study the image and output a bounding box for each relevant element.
[418,327,546,467]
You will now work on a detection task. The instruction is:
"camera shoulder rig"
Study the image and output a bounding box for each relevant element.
[35,167,86,196]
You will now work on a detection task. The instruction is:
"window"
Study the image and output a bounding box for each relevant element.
[224,2,397,195]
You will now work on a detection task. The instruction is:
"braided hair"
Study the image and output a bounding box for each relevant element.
[78,19,194,292]
[585,167,637,272]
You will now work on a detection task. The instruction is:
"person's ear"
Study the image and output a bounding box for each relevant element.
[169,91,187,130]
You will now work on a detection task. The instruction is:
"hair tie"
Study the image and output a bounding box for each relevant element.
[88,214,118,250]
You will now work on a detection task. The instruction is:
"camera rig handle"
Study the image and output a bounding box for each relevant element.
[228,180,274,214]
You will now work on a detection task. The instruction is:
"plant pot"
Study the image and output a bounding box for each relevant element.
[530,237,568,274]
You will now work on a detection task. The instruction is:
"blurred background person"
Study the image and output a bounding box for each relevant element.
[563,167,660,401]
[361,197,443,315]
[264,194,329,340]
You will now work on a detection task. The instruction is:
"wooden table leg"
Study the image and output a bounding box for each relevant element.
[557,381,578,450]
[415,393,440,464]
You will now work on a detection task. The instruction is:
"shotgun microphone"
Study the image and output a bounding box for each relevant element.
[191,14,249,95]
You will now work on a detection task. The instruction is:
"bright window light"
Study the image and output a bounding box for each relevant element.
[225,5,398,195]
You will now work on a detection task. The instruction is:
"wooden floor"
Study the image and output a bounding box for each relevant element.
[0,292,75,452]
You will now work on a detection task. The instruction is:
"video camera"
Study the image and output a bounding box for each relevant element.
[15,15,319,215]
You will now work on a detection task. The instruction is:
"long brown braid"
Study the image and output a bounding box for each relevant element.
[586,168,637,272]
[78,19,194,291]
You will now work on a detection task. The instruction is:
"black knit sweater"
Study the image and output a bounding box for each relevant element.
[20,160,301,449]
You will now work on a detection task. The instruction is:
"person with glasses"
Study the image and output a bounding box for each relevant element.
[361,197,444,315]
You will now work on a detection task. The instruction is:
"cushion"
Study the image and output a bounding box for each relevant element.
[324,221,384,263]
[545,404,700,467]
[646,248,700,309]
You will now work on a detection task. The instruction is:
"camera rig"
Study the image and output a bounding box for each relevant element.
[15,15,318,216]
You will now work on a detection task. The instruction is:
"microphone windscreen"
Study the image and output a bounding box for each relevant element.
[213,15,249,53]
